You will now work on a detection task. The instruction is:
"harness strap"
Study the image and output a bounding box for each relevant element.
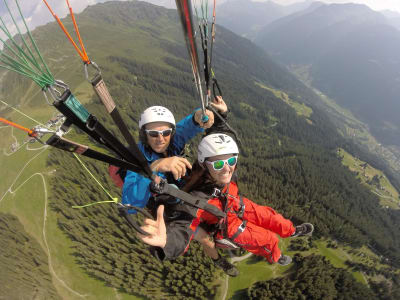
[86,114,143,168]
[53,89,145,172]
[53,90,119,154]
[90,74,153,178]
[46,135,143,173]
[237,195,245,219]
[230,220,247,241]
[151,181,226,219]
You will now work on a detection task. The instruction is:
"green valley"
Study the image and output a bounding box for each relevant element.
[1,1,400,299]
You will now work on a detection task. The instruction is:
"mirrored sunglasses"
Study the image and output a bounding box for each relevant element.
[206,156,238,171]
[145,128,173,138]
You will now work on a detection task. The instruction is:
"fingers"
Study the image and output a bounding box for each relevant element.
[152,156,192,180]
[198,110,214,129]
[143,218,157,226]
[138,205,166,247]
[169,157,192,179]
[156,205,165,224]
[180,157,192,170]
[194,109,215,128]
[171,160,186,180]
[194,110,202,124]
[140,224,158,235]
[213,95,223,104]
[210,96,227,113]
[156,205,166,238]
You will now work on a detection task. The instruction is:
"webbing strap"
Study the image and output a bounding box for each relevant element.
[238,195,245,219]
[86,115,143,167]
[91,75,116,113]
[53,90,142,168]
[118,205,152,236]
[53,90,105,143]
[46,135,143,173]
[158,183,226,219]
[230,220,247,241]
[91,74,153,178]
[71,142,152,236]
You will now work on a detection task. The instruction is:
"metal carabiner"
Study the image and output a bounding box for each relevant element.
[84,61,101,83]
[45,80,70,103]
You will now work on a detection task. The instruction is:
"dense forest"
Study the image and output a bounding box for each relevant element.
[0,213,60,299]
[247,254,376,300]
[47,51,400,298]
[1,1,400,299]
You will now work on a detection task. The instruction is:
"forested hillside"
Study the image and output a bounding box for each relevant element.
[0,213,60,299]
[255,3,400,149]
[1,1,400,299]
[247,255,377,299]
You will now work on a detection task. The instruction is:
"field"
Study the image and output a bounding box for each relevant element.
[0,104,142,300]
[254,81,313,123]
[338,148,400,209]
[221,237,384,299]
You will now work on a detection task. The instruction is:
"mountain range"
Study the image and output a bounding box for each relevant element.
[217,0,314,40]
[1,1,400,299]
[254,2,400,148]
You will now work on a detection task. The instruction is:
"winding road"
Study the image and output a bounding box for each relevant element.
[0,129,87,298]
[220,252,253,300]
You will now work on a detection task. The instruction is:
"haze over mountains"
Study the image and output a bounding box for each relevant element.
[217,0,314,39]
[1,1,400,299]
[219,0,400,152]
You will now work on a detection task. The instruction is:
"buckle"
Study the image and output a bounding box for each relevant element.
[238,221,246,232]
[238,204,245,218]
[211,188,221,197]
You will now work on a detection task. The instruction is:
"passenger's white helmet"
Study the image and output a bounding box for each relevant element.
[198,134,239,163]
[139,106,175,129]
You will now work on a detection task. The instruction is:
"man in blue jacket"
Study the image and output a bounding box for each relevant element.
[122,100,239,276]
[122,105,211,209]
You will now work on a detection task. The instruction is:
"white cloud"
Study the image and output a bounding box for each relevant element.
[0,0,109,38]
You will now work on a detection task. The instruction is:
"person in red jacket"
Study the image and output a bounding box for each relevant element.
[140,133,314,265]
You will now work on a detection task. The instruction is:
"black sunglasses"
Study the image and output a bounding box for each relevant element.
[145,128,173,138]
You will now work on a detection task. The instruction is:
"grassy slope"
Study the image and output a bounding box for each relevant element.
[254,81,313,123]
[224,238,374,299]
[290,68,400,177]
[1,2,399,299]
[0,4,179,299]
[338,148,400,209]
[0,109,142,300]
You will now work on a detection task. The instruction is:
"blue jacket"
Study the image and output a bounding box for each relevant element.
[122,113,204,212]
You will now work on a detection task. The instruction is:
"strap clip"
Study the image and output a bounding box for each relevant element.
[211,188,221,197]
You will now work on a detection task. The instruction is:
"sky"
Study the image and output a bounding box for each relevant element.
[1,0,400,39]
[0,0,108,35]
[271,0,400,12]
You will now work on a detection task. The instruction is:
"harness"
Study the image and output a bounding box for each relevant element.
[212,183,247,249]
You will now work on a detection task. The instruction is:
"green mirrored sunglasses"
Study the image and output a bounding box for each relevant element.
[206,156,238,171]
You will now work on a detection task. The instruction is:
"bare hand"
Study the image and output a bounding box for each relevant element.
[210,96,228,113]
[194,109,214,129]
[138,205,166,248]
[150,156,192,180]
